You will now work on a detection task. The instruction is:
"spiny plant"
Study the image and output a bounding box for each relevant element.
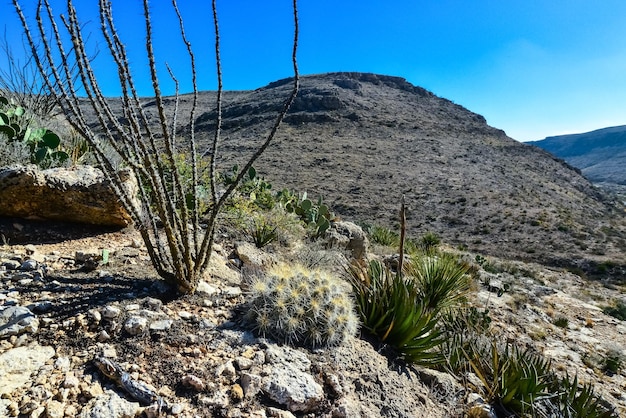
[403,253,472,313]
[245,216,278,248]
[244,264,358,348]
[543,373,618,418]
[0,96,69,167]
[348,259,445,366]
[10,0,300,295]
[278,190,334,238]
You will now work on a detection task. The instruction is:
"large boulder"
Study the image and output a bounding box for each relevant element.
[0,164,136,227]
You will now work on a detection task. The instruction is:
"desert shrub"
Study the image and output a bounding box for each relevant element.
[348,259,445,366]
[541,374,618,418]
[602,348,624,375]
[366,224,400,247]
[419,231,441,254]
[454,336,552,416]
[602,300,626,321]
[243,264,358,347]
[245,216,278,248]
[553,316,569,328]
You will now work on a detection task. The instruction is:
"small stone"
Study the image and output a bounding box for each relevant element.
[2,260,21,270]
[149,319,173,332]
[235,356,254,371]
[182,374,205,392]
[24,244,37,254]
[230,384,244,402]
[266,407,297,418]
[170,403,184,415]
[240,373,262,399]
[144,298,162,311]
[63,372,80,389]
[125,304,141,311]
[88,309,102,323]
[45,400,65,418]
[19,259,38,271]
[223,286,242,298]
[102,305,121,319]
[124,316,148,335]
[178,311,194,320]
[97,330,111,342]
[54,357,71,372]
[216,361,237,381]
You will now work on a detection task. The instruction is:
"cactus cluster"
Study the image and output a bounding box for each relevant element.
[277,190,334,237]
[0,96,68,166]
[244,264,358,348]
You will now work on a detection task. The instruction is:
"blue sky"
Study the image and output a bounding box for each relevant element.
[2,0,626,141]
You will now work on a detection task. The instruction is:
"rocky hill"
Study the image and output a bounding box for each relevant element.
[528,125,626,185]
[137,72,625,276]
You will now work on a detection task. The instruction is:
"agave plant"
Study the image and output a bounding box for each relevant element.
[404,253,472,313]
[348,259,444,366]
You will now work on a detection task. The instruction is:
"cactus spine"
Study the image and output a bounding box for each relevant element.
[245,264,358,347]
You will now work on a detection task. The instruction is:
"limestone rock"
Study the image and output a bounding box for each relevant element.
[262,346,324,413]
[0,305,39,337]
[78,389,141,418]
[0,344,55,395]
[0,164,137,227]
[325,221,369,260]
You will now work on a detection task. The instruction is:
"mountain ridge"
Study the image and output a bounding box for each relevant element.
[529,125,626,185]
[88,72,626,276]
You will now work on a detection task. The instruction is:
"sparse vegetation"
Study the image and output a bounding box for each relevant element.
[554,316,570,329]
[603,300,626,321]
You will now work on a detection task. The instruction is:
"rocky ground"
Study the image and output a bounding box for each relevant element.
[0,219,625,418]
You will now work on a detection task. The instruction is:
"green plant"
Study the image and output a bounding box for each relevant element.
[404,254,472,313]
[420,231,441,254]
[0,96,68,167]
[245,216,278,248]
[244,264,358,347]
[463,339,553,416]
[279,190,334,238]
[603,348,623,375]
[553,316,569,329]
[367,224,400,247]
[543,373,617,418]
[224,165,275,210]
[603,300,626,321]
[348,260,444,366]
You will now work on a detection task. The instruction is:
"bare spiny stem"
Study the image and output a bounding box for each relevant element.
[10,0,300,295]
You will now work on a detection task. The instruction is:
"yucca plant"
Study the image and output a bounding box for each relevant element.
[404,253,472,313]
[246,217,278,248]
[460,338,552,416]
[543,373,617,418]
[348,259,444,366]
[367,225,400,247]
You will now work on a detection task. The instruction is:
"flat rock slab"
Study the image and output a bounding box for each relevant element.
[0,164,135,226]
[0,344,55,395]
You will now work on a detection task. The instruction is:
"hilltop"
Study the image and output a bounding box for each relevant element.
[142,72,625,276]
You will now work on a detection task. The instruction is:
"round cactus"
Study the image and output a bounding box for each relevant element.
[244,264,358,348]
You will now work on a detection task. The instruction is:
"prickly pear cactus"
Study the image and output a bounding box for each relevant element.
[244,264,358,347]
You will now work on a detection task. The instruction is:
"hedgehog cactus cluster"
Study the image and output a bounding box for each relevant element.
[244,264,358,347]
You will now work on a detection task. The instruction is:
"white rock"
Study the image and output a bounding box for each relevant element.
[0,344,55,395]
[124,316,148,336]
[101,305,121,319]
[78,389,141,418]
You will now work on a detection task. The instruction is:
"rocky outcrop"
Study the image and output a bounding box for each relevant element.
[0,164,136,227]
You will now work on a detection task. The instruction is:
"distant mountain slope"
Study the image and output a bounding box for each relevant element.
[528,125,626,185]
[87,72,626,275]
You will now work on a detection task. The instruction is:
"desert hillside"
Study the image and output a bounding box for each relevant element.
[529,125,626,186]
[125,72,626,276]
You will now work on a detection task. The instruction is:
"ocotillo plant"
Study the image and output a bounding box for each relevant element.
[10,0,300,295]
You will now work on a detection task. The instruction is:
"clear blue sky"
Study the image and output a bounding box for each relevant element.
[2,0,626,142]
